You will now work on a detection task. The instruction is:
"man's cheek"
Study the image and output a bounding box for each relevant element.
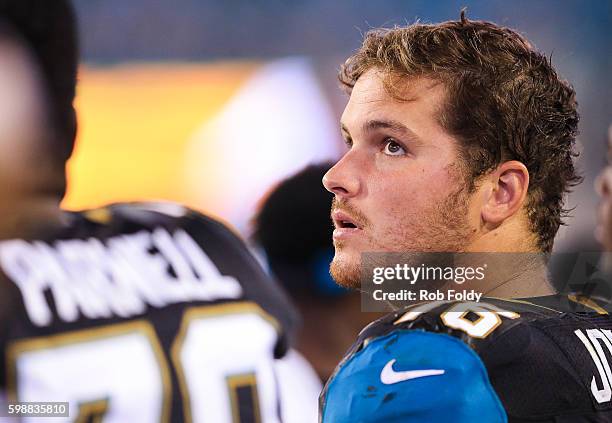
[378,185,429,218]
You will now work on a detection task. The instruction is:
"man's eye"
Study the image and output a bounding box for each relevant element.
[383,139,406,156]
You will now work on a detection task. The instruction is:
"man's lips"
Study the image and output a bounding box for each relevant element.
[332,210,361,229]
[332,210,364,240]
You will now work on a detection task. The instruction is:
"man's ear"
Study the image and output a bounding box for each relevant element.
[481,161,529,225]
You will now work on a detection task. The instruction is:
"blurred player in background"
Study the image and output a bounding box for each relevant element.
[254,163,383,382]
[320,12,612,422]
[0,1,298,422]
[253,163,334,422]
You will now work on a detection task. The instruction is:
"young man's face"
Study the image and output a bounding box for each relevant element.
[323,70,478,287]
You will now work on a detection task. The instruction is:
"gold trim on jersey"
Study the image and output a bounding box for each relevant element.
[170,301,280,423]
[568,294,609,315]
[440,310,500,339]
[483,296,562,313]
[75,398,109,423]
[440,303,520,339]
[227,373,262,423]
[5,320,172,423]
[489,295,610,315]
[82,207,112,224]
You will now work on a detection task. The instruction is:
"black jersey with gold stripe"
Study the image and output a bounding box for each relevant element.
[0,202,297,423]
[320,296,612,423]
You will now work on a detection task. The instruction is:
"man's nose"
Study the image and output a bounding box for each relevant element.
[322,153,361,199]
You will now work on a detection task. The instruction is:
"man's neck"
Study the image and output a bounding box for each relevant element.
[484,256,555,298]
[0,196,65,240]
[461,220,555,298]
[457,252,555,298]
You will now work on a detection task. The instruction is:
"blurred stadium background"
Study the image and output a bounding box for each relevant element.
[62,0,610,250]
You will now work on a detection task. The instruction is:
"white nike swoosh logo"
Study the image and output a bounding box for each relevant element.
[380,359,445,385]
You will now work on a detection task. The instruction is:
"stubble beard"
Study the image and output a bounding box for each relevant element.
[330,184,474,289]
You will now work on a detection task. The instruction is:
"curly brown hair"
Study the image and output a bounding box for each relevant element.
[339,11,580,253]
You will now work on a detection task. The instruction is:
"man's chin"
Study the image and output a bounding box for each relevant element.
[329,254,361,289]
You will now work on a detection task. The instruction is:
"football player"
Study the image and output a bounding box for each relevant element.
[0,1,296,422]
[319,12,612,422]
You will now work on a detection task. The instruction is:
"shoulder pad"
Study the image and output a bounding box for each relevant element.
[79,202,236,237]
[321,330,506,422]
[354,299,559,354]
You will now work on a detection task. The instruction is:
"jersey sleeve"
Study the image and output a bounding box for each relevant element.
[320,329,507,423]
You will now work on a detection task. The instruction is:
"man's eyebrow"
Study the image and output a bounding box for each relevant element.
[341,119,422,143]
[363,119,411,135]
[365,119,425,145]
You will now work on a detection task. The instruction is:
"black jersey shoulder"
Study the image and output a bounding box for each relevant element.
[0,202,297,356]
[353,298,559,353]
[80,202,298,345]
[349,297,612,421]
